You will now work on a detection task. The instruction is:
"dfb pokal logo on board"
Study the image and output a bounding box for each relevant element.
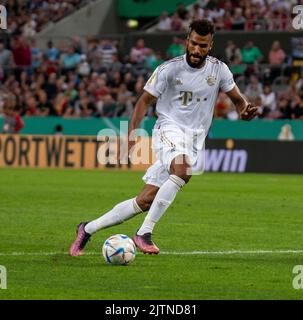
[0,5,7,30]
[292,5,303,30]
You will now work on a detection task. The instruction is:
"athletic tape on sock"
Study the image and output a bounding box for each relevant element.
[133,198,144,213]
[169,175,186,189]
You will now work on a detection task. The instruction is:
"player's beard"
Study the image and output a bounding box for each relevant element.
[186,49,207,68]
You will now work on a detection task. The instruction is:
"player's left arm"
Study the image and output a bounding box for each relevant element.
[225,85,260,121]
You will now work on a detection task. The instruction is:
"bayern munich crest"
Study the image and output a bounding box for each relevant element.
[206,75,216,86]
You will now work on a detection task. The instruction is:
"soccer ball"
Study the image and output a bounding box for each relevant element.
[102,234,136,265]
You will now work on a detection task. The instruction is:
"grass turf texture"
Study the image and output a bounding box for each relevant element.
[0,168,303,300]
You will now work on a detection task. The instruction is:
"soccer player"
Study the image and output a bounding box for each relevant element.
[69,19,259,256]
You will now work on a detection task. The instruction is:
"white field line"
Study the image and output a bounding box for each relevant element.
[1,249,303,257]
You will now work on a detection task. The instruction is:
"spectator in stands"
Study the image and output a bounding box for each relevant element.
[1,94,24,134]
[0,41,13,78]
[230,56,246,78]
[277,96,292,119]
[241,40,263,66]
[72,36,83,55]
[129,39,151,77]
[61,45,81,72]
[54,93,69,116]
[11,36,32,69]
[22,16,37,38]
[114,95,133,117]
[170,13,184,32]
[222,11,233,30]
[176,3,189,20]
[231,8,246,30]
[45,41,59,62]
[117,83,132,100]
[225,40,242,64]
[108,71,123,99]
[244,7,255,30]
[189,3,204,20]
[30,39,43,70]
[108,53,123,74]
[99,94,116,118]
[25,95,39,116]
[44,72,58,101]
[214,92,231,119]
[292,94,303,119]
[268,41,286,65]
[156,12,172,31]
[74,90,96,118]
[77,54,91,76]
[130,39,150,65]
[201,8,214,22]
[86,38,103,72]
[166,37,185,59]
[37,89,54,116]
[260,85,276,116]
[245,74,263,101]
[150,51,164,71]
[99,39,118,71]
[123,72,136,92]
[64,81,78,107]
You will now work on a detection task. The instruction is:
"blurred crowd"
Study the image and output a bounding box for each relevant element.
[155,0,300,32]
[3,0,84,37]
[0,0,303,132]
[0,31,303,132]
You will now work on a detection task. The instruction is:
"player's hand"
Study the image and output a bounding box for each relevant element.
[239,104,260,121]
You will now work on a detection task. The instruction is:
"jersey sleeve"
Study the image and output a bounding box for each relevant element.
[219,62,235,93]
[143,65,168,98]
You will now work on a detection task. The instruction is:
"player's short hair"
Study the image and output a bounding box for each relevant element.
[188,19,215,37]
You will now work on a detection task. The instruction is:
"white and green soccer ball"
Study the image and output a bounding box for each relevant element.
[102,234,136,265]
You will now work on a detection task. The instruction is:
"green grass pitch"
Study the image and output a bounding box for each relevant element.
[0,168,303,300]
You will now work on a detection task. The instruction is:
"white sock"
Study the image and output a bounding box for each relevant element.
[84,198,143,235]
[137,175,185,235]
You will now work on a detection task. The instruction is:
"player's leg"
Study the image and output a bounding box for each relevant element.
[134,154,191,254]
[69,184,159,256]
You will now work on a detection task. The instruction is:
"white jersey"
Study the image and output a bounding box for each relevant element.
[144,54,235,134]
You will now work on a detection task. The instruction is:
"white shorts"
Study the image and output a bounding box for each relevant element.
[142,123,205,187]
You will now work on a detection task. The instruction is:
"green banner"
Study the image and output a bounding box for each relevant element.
[118,0,196,18]
[0,116,302,140]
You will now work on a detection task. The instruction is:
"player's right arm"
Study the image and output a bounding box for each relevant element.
[128,90,157,154]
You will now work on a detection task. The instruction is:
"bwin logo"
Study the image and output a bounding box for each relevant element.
[292,5,303,30]
[204,149,248,173]
[0,5,7,30]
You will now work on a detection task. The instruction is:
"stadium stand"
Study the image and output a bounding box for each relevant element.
[0,0,303,123]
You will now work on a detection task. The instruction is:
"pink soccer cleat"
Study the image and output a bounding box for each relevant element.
[133,233,160,254]
[69,222,91,257]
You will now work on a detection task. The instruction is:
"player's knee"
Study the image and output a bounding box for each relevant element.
[170,166,192,184]
[178,172,191,184]
[136,195,153,212]
[170,156,192,184]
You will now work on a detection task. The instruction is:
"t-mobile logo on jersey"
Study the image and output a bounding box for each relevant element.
[0,5,7,30]
[179,91,193,106]
[0,265,7,289]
